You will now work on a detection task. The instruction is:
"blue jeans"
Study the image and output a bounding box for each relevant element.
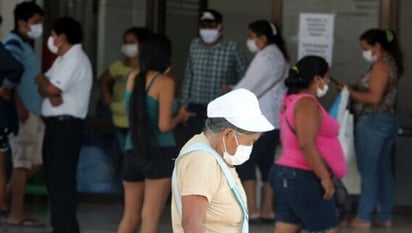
[355,112,399,222]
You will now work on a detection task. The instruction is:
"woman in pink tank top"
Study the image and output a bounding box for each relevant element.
[268,56,346,233]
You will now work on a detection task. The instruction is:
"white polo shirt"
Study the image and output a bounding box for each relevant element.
[41,44,92,119]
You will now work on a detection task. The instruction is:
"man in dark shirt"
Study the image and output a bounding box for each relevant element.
[0,14,24,220]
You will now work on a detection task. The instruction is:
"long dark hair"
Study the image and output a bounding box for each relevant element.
[360,29,404,75]
[129,34,171,156]
[285,56,329,95]
[249,20,289,61]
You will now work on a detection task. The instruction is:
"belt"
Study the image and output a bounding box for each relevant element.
[42,115,80,122]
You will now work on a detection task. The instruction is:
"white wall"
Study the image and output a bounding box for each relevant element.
[96,0,147,76]
[209,0,272,61]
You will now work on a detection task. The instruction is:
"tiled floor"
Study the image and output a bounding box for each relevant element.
[0,201,411,233]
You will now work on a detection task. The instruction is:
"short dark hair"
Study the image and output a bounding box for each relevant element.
[14,2,44,29]
[52,17,83,45]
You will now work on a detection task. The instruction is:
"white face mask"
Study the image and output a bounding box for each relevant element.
[27,24,43,39]
[316,79,329,98]
[362,50,377,63]
[222,132,253,166]
[47,36,59,54]
[121,44,139,58]
[246,39,259,53]
[199,29,220,44]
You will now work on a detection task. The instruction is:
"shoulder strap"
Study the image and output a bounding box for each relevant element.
[172,142,249,233]
[146,72,162,92]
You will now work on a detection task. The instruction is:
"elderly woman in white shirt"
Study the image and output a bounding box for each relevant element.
[227,20,289,223]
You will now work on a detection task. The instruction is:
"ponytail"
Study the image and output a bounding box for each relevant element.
[129,70,150,156]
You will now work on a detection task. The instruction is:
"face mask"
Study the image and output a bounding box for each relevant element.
[47,36,59,54]
[246,39,259,53]
[362,50,377,63]
[27,24,43,39]
[199,29,220,44]
[121,44,139,58]
[316,79,329,98]
[222,132,253,166]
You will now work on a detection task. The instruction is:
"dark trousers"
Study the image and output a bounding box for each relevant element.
[183,103,207,140]
[43,116,84,233]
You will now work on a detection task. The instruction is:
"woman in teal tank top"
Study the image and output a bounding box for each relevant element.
[117,34,194,233]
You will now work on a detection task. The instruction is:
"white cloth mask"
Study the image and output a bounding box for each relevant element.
[199,29,220,44]
[121,44,139,58]
[362,50,377,63]
[316,79,329,98]
[47,36,58,54]
[27,24,43,39]
[246,39,259,53]
[222,132,253,166]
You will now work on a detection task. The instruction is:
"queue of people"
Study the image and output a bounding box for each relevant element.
[0,3,405,233]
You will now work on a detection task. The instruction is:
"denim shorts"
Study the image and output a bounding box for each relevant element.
[269,165,339,232]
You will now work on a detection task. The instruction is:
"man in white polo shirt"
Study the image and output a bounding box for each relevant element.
[35,16,92,233]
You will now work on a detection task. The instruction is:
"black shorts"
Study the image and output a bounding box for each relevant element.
[0,128,12,152]
[122,146,178,182]
[236,130,279,181]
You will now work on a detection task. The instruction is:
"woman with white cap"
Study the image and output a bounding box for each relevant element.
[171,88,274,233]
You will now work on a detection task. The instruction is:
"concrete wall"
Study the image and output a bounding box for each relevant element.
[209,0,272,61]
[397,0,412,128]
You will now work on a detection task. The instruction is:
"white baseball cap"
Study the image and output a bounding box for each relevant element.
[207,88,275,132]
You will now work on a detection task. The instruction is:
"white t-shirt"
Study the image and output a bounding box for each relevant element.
[42,44,92,119]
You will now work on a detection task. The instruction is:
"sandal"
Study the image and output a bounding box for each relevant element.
[5,217,44,227]
[349,218,371,229]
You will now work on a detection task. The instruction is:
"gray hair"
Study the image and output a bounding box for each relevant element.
[204,118,255,135]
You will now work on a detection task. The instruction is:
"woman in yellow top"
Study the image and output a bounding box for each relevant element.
[99,27,150,154]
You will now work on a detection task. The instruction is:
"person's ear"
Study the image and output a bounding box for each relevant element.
[218,25,223,32]
[17,19,27,30]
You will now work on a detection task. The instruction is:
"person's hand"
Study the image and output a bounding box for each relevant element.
[50,95,63,107]
[321,177,335,200]
[220,85,232,95]
[336,84,345,93]
[16,103,30,123]
[0,86,11,101]
[178,106,196,123]
[35,73,45,84]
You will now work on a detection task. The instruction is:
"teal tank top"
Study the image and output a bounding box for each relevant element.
[124,73,177,150]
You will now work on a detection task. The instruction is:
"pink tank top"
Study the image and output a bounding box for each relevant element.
[276,94,346,178]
